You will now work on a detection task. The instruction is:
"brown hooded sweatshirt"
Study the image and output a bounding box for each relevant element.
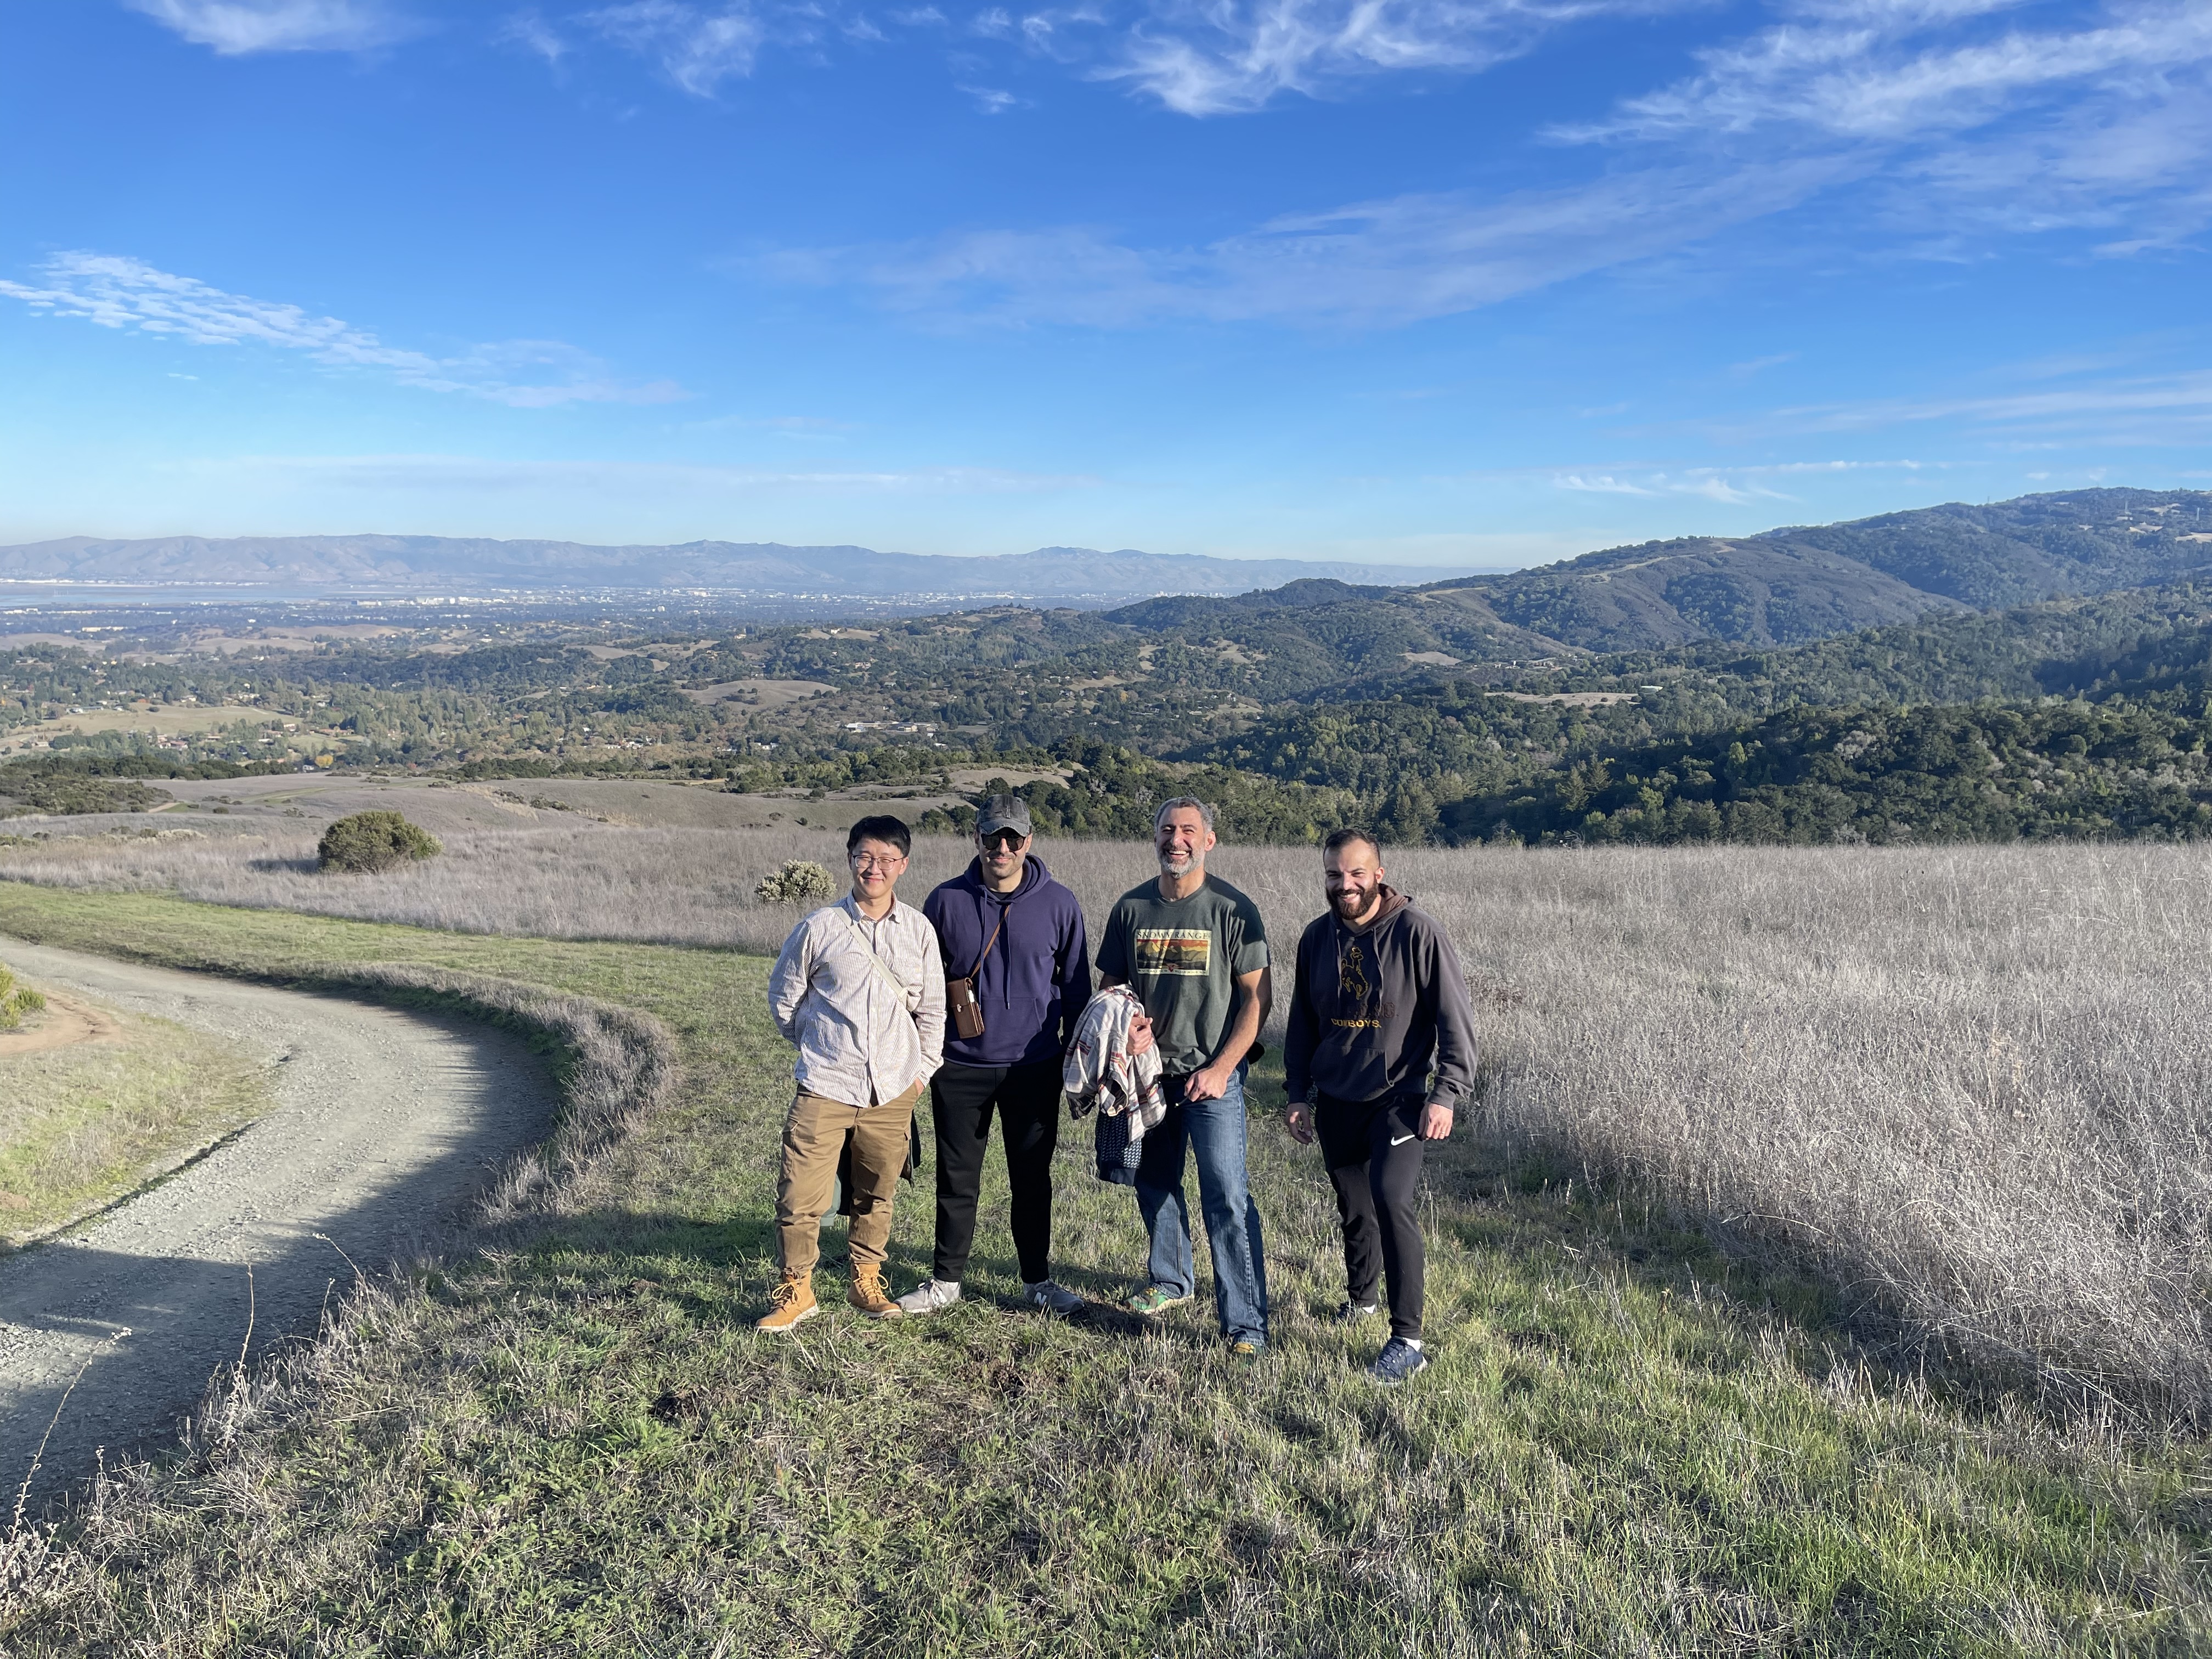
[1283,884,1477,1110]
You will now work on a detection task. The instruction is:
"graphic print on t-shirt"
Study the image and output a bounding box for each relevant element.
[1331,939,1391,1030]
[1133,928,1212,977]
[1340,940,1370,1004]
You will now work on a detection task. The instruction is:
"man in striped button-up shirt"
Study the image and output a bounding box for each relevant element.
[760,814,946,1331]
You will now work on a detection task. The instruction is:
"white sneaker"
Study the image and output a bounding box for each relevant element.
[1023,1279,1084,1316]
[895,1277,962,1316]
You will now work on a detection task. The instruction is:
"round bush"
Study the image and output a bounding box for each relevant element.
[318,810,442,874]
[754,859,838,905]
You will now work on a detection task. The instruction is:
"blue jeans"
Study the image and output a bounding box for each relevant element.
[1135,1065,1269,1347]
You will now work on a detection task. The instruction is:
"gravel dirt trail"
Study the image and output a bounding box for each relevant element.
[0,939,556,1510]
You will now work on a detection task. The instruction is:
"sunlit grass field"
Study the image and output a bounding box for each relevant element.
[0,972,268,1244]
[2,882,2207,1655]
[13,820,2211,1417]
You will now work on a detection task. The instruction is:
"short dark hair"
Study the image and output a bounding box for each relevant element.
[847,814,913,858]
[1323,826,1381,860]
[1154,796,1216,834]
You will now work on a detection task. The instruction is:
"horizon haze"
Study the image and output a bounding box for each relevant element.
[5,488,2204,627]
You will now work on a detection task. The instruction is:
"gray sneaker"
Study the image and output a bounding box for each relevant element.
[895,1277,962,1316]
[1367,1338,1430,1386]
[1023,1279,1084,1316]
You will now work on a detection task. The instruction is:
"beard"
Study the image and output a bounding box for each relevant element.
[1157,847,1200,876]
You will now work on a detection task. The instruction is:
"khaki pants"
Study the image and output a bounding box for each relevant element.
[776,1082,921,1277]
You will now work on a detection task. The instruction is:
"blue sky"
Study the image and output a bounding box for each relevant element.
[3,0,2208,567]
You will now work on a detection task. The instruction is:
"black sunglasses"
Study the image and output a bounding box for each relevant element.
[980,829,1026,850]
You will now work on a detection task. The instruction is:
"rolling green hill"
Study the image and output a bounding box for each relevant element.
[1111,488,2212,659]
[1756,487,2212,607]
[1612,579,2212,715]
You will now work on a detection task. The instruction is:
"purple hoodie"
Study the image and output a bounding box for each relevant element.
[923,853,1092,1069]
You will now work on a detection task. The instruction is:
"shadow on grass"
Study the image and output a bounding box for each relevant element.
[529,1203,1175,1344]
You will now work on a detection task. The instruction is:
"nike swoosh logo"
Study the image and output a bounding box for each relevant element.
[1389,1133,1417,1147]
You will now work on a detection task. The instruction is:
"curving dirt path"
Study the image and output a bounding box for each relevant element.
[0,940,556,1510]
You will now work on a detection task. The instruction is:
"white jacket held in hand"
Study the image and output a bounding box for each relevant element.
[1062,984,1166,1141]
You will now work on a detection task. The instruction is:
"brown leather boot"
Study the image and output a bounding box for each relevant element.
[848,1263,902,1319]
[756,1273,818,1333]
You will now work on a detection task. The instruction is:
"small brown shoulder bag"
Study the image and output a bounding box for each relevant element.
[946,907,1007,1041]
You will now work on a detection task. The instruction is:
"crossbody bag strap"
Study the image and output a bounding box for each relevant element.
[970,901,1008,984]
[843,908,915,1008]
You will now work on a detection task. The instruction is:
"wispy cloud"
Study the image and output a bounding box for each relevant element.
[1553,1,2212,245]
[1566,1,2211,144]
[1553,471,1785,504]
[743,4,2212,330]
[583,1,764,93]
[1104,0,1681,116]
[125,0,2212,354]
[1549,457,1939,502]
[1728,352,1797,379]
[0,252,684,408]
[123,0,420,53]
[1554,472,1664,495]
[506,0,1685,112]
[498,9,571,63]
[748,156,1855,326]
[1769,368,2212,435]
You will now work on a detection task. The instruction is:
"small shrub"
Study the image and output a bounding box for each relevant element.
[0,963,44,1030]
[754,859,838,905]
[318,810,442,874]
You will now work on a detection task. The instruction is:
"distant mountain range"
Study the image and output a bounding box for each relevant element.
[7,490,2208,644]
[1114,488,2212,657]
[0,534,1483,605]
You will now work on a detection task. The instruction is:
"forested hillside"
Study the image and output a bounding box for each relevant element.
[1754,489,2212,607]
[5,489,2210,847]
[1607,580,2212,713]
[1179,577,2212,844]
[1150,487,2212,655]
[1441,702,2212,847]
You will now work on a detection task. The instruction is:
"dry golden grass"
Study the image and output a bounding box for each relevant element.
[5,825,2208,1419]
[2,889,2204,1655]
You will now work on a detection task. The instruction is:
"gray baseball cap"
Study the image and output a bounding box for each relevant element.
[976,794,1032,838]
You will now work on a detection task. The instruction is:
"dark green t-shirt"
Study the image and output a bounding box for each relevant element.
[1094,873,1269,1077]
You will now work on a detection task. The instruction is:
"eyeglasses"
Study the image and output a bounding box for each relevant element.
[980,830,1026,851]
[849,851,907,872]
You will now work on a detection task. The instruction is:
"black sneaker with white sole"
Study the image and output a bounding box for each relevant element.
[1366,1338,1430,1385]
[1328,1299,1381,1325]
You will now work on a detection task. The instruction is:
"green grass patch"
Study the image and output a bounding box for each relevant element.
[1,884,2206,1655]
[0,990,268,1243]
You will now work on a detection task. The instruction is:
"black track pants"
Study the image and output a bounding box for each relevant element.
[930,1059,1062,1286]
[1316,1091,1428,1341]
